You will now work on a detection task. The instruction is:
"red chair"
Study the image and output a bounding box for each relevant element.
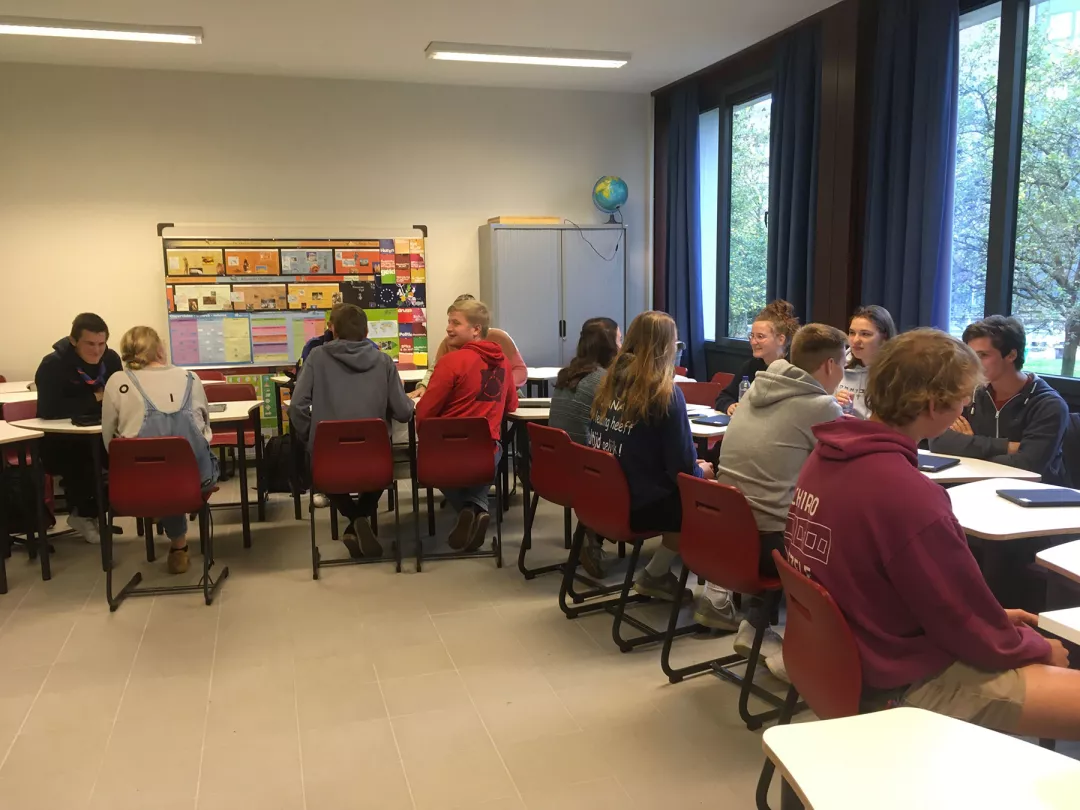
[2,399,37,466]
[563,444,689,651]
[519,423,577,580]
[194,369,227,382]
[205,383,259,477]
[755,551,863,809]
[676,381,723,407]
[0,375,6,383]
[711,372,735,388]
[309,419,400,577]
[661,474,799,730]
[106,437,227,611]
[674,366,688,377]
[413,417,503,570]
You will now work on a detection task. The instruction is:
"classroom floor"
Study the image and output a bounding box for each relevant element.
[1,478,1076,810]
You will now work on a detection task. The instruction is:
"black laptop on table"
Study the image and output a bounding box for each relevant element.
[996,488,1080,508]
[917,452,961,473]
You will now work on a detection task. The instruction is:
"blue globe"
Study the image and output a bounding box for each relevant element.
[592,175,628,214]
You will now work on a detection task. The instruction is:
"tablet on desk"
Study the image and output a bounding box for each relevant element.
[997,488,1080,508]
[691,414,730,427]
[71,414,101,427]
[208,403,228,413]
[917,453,961,473]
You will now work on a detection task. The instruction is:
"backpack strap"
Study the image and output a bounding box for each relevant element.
[124,369,161,414]
[179,371,195,410]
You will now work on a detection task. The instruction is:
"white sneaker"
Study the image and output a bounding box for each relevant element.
[733,619,782,660]
[765,650,790,684]
[67,513,100,545]
[312,493,330,509]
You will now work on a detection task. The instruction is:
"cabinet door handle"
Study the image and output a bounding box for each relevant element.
[559,320,566,339]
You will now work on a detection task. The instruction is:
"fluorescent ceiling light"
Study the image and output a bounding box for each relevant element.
[426,42,628,69]
[0,16,202,45]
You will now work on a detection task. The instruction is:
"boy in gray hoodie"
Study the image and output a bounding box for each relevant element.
[695,323,847,681]
[289,304,414,558]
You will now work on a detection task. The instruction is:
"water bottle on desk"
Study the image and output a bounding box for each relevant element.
[738,376,750,402]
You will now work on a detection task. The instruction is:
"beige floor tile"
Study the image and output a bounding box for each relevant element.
[520,776,632,810]
[296,678,386,732]
[199,730,303,796]
[498,729,620,794]
[381,669,472,717]
[392,706,491,759]
[298,717,401,784]
[304,769,413,810]
[0,666,48,736]
[371,641,455,680]
[473,689,579,745]
[403,742,517,810]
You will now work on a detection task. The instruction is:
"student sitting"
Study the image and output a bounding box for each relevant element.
[415,298,518,552]
[413,294,527,398]
[549,317,621,577]
[588,311,715,601]
[836,305,896,418]
[696,324,847,679]
[715,300,799,415]
[102,327,217,575]
[289,304,414,559]
[35,312,123,543]
[297,304,342,369]
[787,328,1080,739]
[930,315,1067,483]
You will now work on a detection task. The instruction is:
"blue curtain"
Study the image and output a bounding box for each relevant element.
[664,83,707,379]
[767,25,822,321]
[862,0,959,332]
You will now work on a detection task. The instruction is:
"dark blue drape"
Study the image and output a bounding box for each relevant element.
[767,25,822,321]
[664,83,706,379]
[862,0,959,332]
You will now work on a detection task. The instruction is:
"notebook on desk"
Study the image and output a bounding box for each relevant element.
[917,453,961,473]
[997,488,1080,508]
[208,403,228,413]
[691,414,730,427]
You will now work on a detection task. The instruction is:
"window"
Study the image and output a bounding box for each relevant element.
[699,108,720,341]
[727,95,772,339]
[950,0,1080,383]
[951,4,1001,336]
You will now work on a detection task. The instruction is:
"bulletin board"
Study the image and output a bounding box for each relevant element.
[161,232,429,369]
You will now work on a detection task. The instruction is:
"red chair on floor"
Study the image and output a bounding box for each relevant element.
[0,375,6,383]
[194,369,227,382]
[519,423,577,580]
[755,551,863,809]
[2,399,57,540]
[309,419,400,577]
[205,382,259,478]
[413,417,503,570]
[106,437,227,611]
[676,381,724,407]
[674,366,688,377]
[711,372,735,389]
[661,474,799,730]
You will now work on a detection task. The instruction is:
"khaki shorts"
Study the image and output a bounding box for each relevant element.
[900,661,1025,732]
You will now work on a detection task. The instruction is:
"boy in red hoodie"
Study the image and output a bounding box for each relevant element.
[787,329,1080,739]
[416,299,518,552]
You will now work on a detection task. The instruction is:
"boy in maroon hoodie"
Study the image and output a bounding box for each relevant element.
[787,329,1080,739]
[416,299,518,552]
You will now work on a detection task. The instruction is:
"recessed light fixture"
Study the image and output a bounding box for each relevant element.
[425,42,628,69]
[0,16,203,45]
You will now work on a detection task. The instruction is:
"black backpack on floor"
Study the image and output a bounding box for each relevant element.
[261,434,309,494]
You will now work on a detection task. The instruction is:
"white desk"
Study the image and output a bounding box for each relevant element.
[1039,607,1080,646]
[526,367,560,380]
[9,417,104,435]
[398,368,426,383]
[505,405,728,443]
[948,479,1080,541]
[923,453,1042,485]
[0,381,32,394]
[0,420,43,443]
[0,391,37,405]
[1,421,51,585]
[507,408,551,423]
[1036,539,1080,587]
[763,707,1080,810]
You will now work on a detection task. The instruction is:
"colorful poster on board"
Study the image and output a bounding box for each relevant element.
[250,314,290,363]
[281,249,332,275]
[167,249,225,276]
[334,248,379,276]
[410,253,426,283]
[222,316,253,363]
[342,280,377,309]
[232,284,287,311]
[288,284,340,310]
[169,316,200,365]
[396,283,425,308]
[372,337,399,358]
[375,283,398,308]
[225,250,281,276]
[367,309,398,339]
[172,284,231,312]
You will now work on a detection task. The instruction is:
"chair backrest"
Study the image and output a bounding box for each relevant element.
[677,381,723,407]
[526,423,577,508]
[311,419,393,495]
[0,375,6,383]
[711,372,735,388]
[194,369,227,382]
[678,473,776,595]
[2,399,36,422]
[108,436,206,517]
[570,443,638,542]
[674,366,688,377]
[205,382,257,403]
[416,417,496,488]
[772,550,863,720]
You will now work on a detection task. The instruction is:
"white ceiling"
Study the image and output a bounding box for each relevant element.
[0,0,836,92]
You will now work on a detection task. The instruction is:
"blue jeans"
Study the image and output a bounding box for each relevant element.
[441,445,501,515]
[159,478,218,542]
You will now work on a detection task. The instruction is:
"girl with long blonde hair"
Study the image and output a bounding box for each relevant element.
[588,311,714,601]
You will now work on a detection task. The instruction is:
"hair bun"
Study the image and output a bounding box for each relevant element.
[766,299,797,321]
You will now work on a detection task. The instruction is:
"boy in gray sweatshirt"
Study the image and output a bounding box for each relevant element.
[289,304,414,559]
[695,324,847,682]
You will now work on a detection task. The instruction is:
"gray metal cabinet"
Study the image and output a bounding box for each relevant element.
[478,223,626,367]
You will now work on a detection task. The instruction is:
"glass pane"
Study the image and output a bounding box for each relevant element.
[951,4,1001,336]
[727,95,771,339]
[698,108,720,342]
[1013,0,1080,378]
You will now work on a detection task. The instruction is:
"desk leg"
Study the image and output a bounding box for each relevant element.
[92,439,109,573]
[409,419,421,571]
[253,413,265,522]
[519,427,532,549]
[238,426,251,549]
[28,443,50,581]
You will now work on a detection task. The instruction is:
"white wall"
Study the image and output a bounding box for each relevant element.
[0,63,651,380]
